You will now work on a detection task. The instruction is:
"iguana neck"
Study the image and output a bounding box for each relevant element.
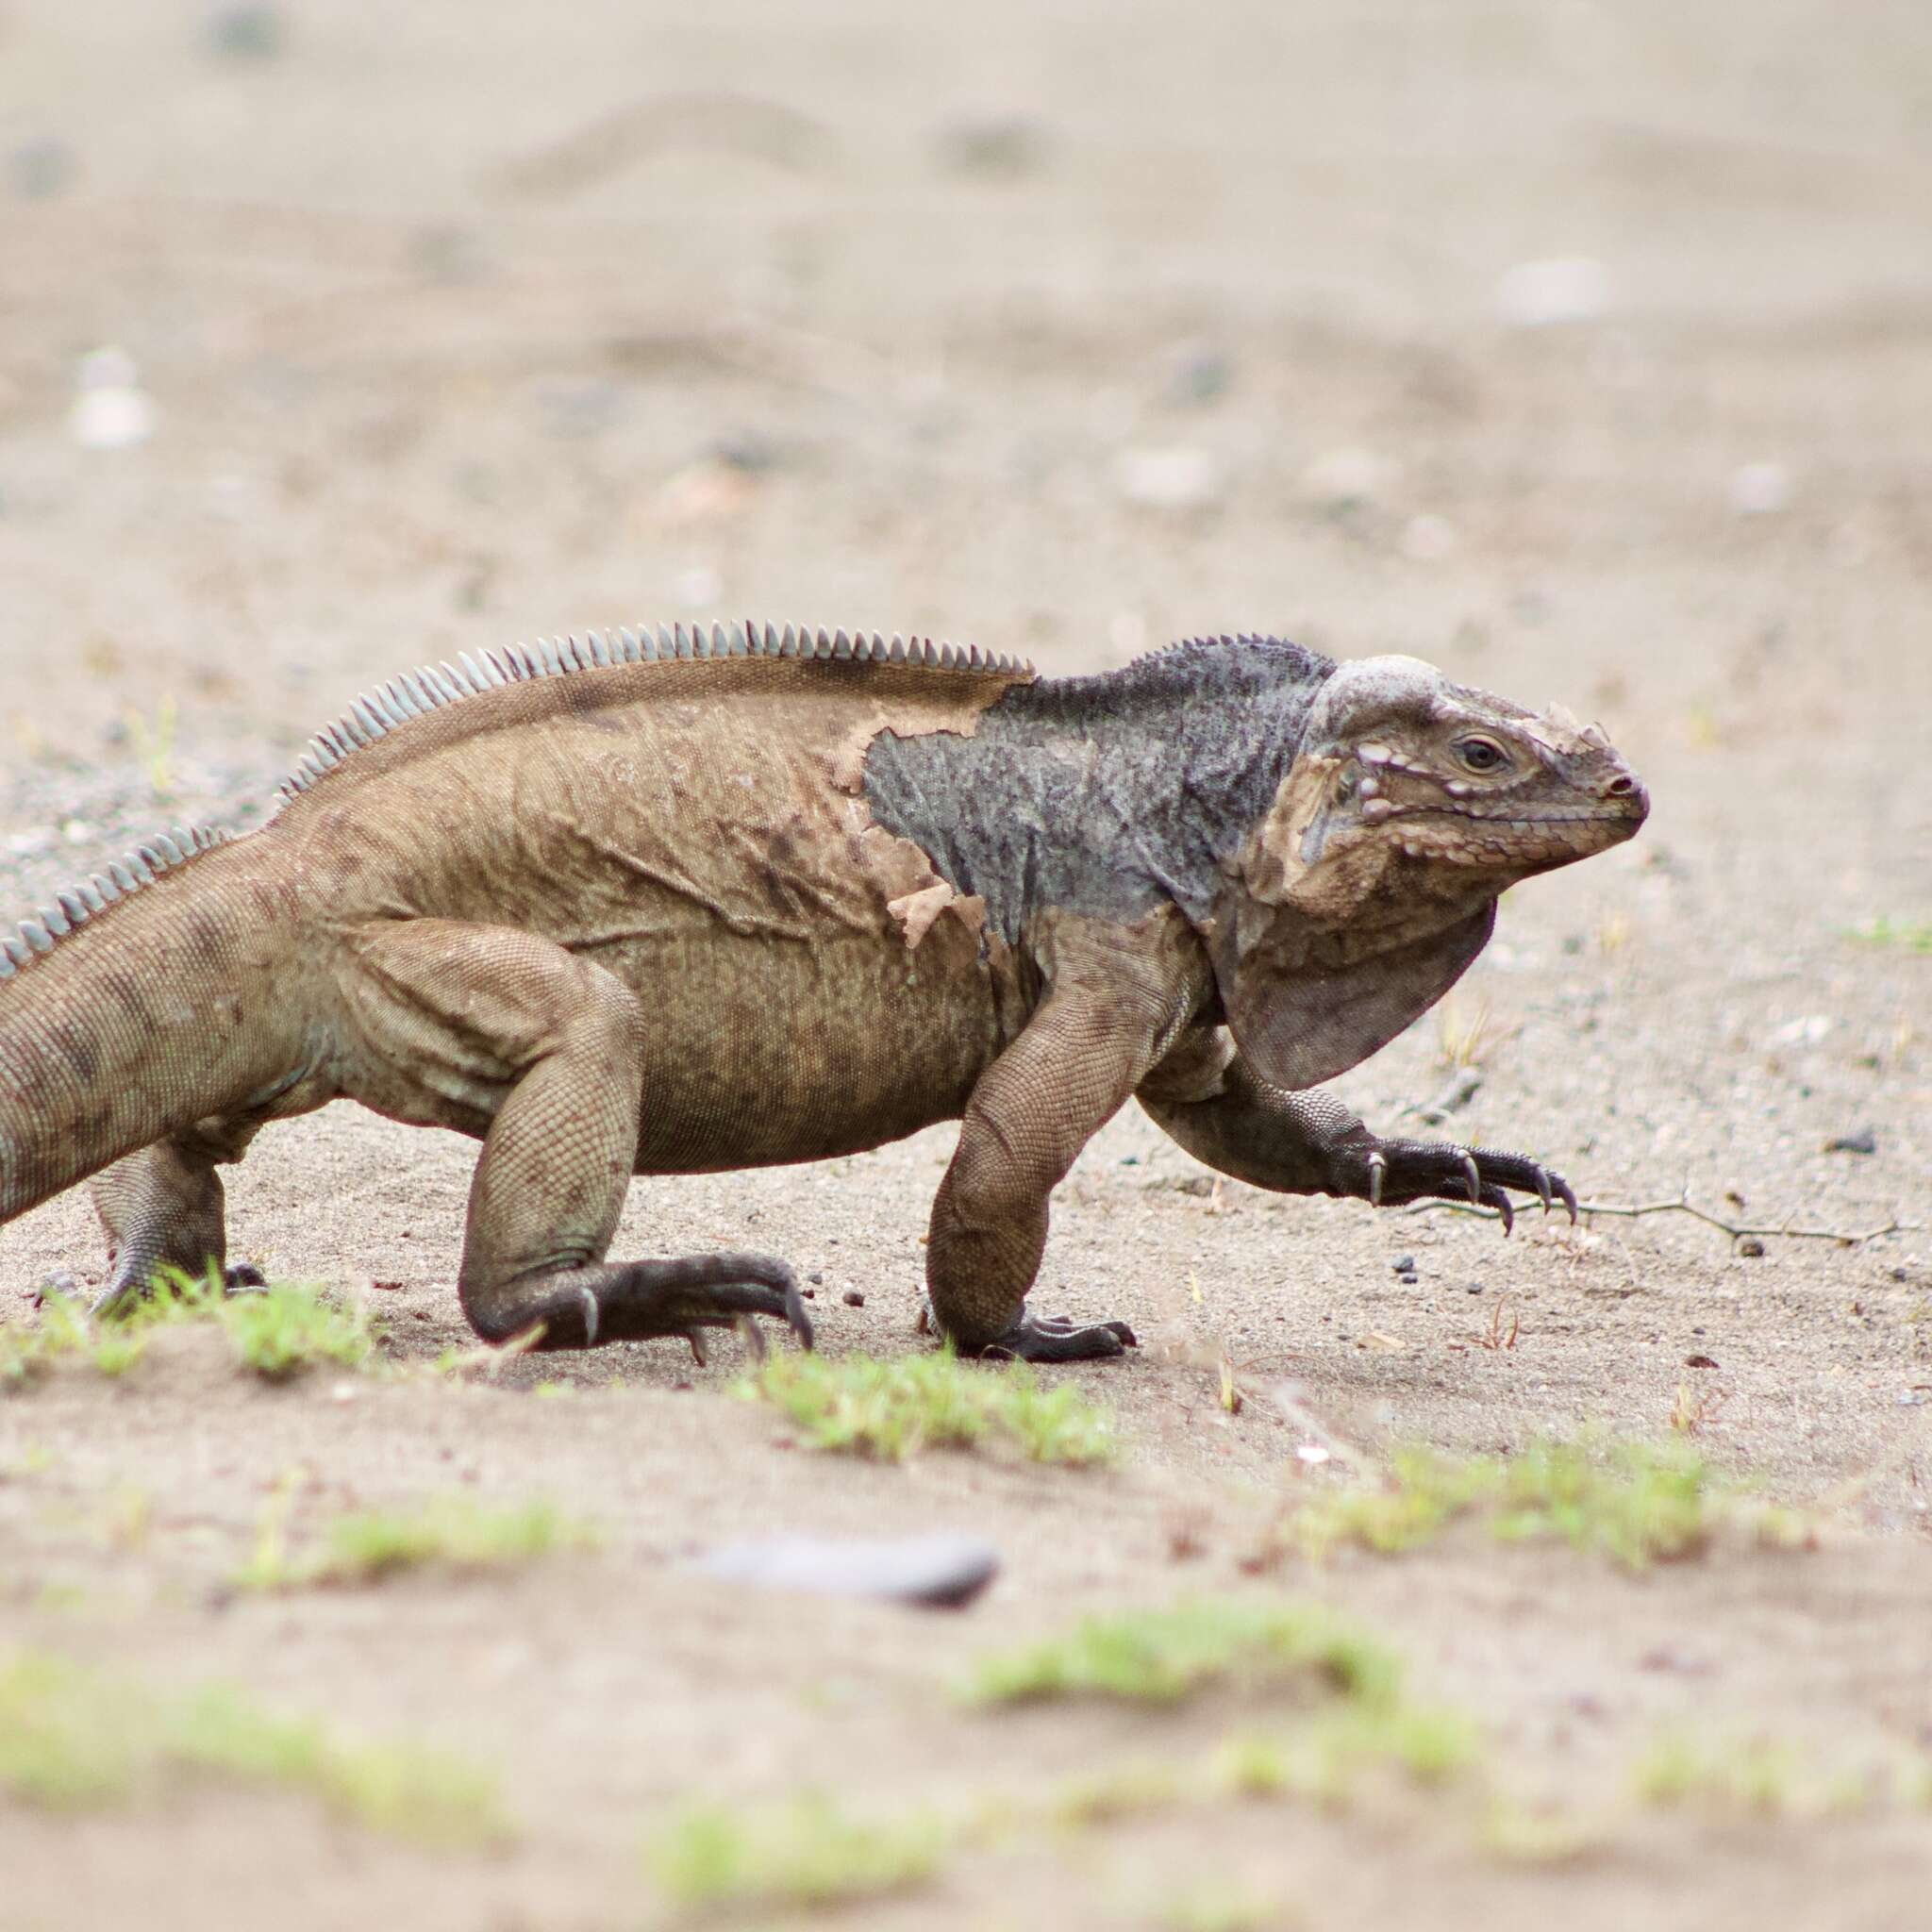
[860,635,1337,947]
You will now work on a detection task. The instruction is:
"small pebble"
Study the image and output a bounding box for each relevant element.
[1728,462,1791,516]
[1737,1237,1766,1258]
[1114,446,1223,511]
[807,1270,824,1285]
[1159,340,1233,407]
[932,112,1049,178]
[8,137,76,200]
[842,1290,865,1307]
[1824,1126,1877,1156]
[694,1534,999,1608]
[1391,1255,1416,1274]
[207,5,286,58]
[1495,256,1609,327]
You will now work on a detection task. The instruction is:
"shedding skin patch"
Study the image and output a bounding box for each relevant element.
[886,880,959,950]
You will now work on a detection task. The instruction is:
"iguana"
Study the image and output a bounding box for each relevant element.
[0,623,1646,1361]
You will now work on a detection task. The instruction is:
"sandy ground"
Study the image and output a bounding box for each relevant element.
[2,3,1930,1926]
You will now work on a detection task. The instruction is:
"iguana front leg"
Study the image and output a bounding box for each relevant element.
[1138,1027,1575,1232]
[925,963,1190,1361]
[341,921,811,1355]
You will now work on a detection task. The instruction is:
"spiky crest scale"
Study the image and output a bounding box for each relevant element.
[0,824,228,983]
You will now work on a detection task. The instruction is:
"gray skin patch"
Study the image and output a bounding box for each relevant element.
[859,636,1338,950]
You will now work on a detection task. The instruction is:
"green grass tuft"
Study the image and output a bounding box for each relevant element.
[962,1597,1401,1708]
[171,1685,507,1846]
[1630,1733,1807,1814]
[646,1794,945,1912]
[1291,1437,1746,1572]
[0,1295,92,1391]
[1214,1702,1479,1809]
[0,1647,507,1845]
[1846,915,1932,954]
[4,1270,373,1392]
[741,1346,1115,1465]
[240,1495,595,1590]
[1158,1886,1292,1932]
[218,1287,370,1377]
[0,1649,143,1806]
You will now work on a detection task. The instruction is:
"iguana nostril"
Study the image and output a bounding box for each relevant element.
[1605,774,1637,796]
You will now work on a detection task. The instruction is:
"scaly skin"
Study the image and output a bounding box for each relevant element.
[0,623,1647,1362]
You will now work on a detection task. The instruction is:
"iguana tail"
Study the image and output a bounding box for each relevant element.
[0,827,309,1224]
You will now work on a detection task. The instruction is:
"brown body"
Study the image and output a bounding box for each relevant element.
[0,624,1647,1361]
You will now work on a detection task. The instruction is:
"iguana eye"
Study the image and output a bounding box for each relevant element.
[1455,737,1507,774]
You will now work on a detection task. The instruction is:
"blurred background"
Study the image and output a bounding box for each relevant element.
[1,0,1927,784]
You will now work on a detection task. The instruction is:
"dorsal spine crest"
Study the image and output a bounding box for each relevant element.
[271,619,1029,805]
[0,824,227,983]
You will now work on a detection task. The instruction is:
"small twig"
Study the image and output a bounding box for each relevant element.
[1404,1190,1920,1248]
[1472,1296,1520,1351]
[1397,1066,1483,1125]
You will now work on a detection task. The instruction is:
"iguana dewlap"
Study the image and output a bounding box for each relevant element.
[0,623,1646,1361]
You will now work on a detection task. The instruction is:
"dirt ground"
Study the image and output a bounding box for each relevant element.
[2,3,1930,1926]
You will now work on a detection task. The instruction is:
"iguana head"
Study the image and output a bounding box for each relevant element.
[1210,654,1648,1090]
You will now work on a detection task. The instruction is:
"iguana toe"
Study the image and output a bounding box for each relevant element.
[975,1313,1138,1362]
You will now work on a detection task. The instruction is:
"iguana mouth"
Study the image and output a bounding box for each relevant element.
[1362,803,1644,828]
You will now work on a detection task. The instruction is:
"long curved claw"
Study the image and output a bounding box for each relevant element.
[696,1279,815,1351]
[1367,1150,1387,1208]
[1458,1152,1482,1205]
[1532,1167,1555,1216]
[1555,1174,1579,1224]
[1478,1183,1516,1236]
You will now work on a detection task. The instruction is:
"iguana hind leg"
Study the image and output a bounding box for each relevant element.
[88,1123,269,1316]
[341,920,810,1354]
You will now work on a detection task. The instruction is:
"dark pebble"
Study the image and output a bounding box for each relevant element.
[207,4,286,58]
[842,1290,865,1307]
[1737,1237,1766,1258]
[1824,1127,1877,1156]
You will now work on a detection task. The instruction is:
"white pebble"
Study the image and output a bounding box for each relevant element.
[1301,445,1393,506]
[69,344,154,450]
[1495,257,1610,327]
[1113,446,1223,510]
[1728,462,1791,516]
[675,563,722,607]
[1400,513,1457,561]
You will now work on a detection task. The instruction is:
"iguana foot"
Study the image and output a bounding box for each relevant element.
[472,1252,815,1354]
[87,1257,269,1319]
[1335,1133,1577,1235]
[968,1311,1139,1362]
